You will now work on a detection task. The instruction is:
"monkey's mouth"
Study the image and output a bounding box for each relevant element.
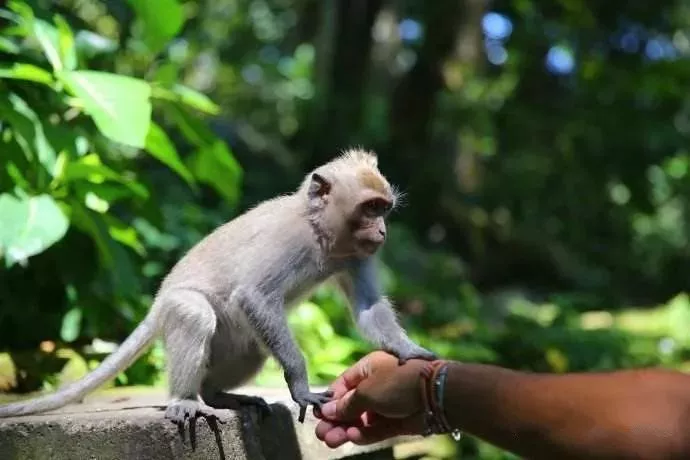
[358,240,382,255]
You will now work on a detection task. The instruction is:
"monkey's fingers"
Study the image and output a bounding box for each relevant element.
[395,348,438,365]
[296,391,335,423]
[298,405,307,423]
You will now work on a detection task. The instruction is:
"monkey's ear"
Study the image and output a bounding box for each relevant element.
[309,173,332,198]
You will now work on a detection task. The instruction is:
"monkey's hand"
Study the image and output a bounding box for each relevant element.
[292,389,334,423]
[388,343,438,365]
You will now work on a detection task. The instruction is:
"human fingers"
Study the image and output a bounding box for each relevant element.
[345,416,423,445]
[315,419,349,448]
[319,387,370,422]
[317,415,422,448]
[328,351,398,398]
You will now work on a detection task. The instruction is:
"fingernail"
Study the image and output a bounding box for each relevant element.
[321,401,336,418]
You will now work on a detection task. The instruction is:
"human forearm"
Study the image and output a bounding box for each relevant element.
[442,363,690,459]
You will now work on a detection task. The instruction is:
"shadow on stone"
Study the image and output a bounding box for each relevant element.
[254,403,303,460]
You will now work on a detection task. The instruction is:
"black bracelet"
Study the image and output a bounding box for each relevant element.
[420,361,462,440]
[433,364,462,441]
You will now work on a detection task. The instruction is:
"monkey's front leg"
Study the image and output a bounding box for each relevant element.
[338,261,438,364]
[358,299,438,364]
[236,289,332,423]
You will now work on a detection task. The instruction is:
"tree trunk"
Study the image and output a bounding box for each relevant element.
[301,0,384,167]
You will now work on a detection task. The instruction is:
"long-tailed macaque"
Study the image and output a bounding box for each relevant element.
[0,148,436,425]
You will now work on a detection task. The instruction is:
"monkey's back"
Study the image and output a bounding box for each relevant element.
[159,193,323,302]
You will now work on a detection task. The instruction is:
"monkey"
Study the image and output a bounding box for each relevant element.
[0,148,437,426]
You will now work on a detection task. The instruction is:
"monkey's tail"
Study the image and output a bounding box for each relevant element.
[0,312,159,418]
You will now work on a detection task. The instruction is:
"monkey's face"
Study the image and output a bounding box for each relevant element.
[350,197,392,257]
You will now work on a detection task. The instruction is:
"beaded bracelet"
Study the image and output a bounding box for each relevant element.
[419,360,462,441]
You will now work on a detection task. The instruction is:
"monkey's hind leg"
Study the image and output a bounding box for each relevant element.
[160,289,217,427]
[202,390,273,419]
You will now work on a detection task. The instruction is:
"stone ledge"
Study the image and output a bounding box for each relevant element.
[0,387,410,460]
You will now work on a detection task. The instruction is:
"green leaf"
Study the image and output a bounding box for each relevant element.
[166,103,216,147]
[60,308,82,342]
[145,122,195,185]
[104,215,146,256]
[0,62,54,85]
[188,141,243,205]
[0,93,57,177]
[173,84,219,114]
[1,128,33,189]
[54,15,77,71]
[63,153,149,200]
[69,201,142,296]
[58,70,152,148]
[75,30,118,57]
[152,84,220,115]
[126,0,184,53]
[0,193,69,267]
[33,19,62,71]
[151,62,180,86]
[0,37,20,54]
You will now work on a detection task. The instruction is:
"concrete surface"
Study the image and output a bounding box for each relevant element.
[0,386,405,460]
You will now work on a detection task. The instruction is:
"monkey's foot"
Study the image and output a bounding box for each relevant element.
[165,399,216,427]
[392,345,438,365]
[294,390,333,424]
[204,392,273,419]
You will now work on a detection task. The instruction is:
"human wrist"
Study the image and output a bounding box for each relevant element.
[419,360,462,440]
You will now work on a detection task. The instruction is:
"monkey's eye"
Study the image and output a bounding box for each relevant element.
[362,198,391,217]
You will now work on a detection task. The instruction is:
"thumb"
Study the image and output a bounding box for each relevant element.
[320,388,367,422]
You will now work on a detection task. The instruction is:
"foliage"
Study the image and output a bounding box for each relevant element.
[0,0,241,386]
[3,0,690,459]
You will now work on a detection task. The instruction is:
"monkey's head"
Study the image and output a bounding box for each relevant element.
[303,149,398,259]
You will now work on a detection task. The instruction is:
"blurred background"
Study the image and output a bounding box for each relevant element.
[2,0,690,458]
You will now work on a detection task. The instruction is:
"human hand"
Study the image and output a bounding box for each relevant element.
[313,350,429,448]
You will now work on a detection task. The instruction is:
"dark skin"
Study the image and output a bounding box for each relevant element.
[314,351,690,459]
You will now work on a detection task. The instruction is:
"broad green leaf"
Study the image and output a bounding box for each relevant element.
[152,84,220,114]
[54,15,77,71]
[0,62,54,85]
[60,308,82,342]
[0,193,69,267]
[126,0,184,53]
[145,122,195,185]
[58,70,152,148]
[188,141,243,205]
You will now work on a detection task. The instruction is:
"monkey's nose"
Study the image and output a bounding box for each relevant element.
[378,229,386,238]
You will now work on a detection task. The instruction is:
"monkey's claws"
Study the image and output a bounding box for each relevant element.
[165,399,218,427]
[295,390,334,423]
